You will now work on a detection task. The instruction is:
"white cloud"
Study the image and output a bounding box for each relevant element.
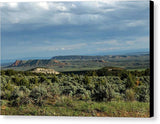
[125,36,149,47]
[1,1,149,33]
[0,3,5,7]
[96,46,126,51]
[125,20,147,27]
[93,40,120,45]
[126,41,135,45]
[95,36,149,52]
[37,2,49,10]
[8,3,18,8]
[136,36,149,43]
[32,43,87,52]
[0,1,119,26]
[71,4,76,8]
[56,5,68,11]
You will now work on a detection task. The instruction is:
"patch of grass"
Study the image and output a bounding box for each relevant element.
[127,68,146,71]
[1,99,149,117]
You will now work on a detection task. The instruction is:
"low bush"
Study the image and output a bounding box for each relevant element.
[10,87,23,100]
[91,82,115,102]
[125,89,135,101]
[1,90,12,100]
[1,71,150,109]
[135,85,149,102]
[49,83,61,96]
[55,96,74,107]
[29,85,48,106]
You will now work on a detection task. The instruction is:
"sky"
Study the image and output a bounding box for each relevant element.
[1,0,150,60]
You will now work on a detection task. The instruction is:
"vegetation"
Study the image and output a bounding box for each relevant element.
[0,68,150,117]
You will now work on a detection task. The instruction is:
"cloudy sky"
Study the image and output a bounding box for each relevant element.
[1,0,150,60]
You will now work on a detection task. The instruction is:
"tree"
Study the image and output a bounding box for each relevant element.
[126,73,135,89]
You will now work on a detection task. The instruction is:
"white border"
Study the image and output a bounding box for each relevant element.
[0,0,160,124]
[0,0,149,2]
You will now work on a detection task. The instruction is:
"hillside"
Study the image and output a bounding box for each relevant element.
[4,54,149,72]
[9,59,68,67]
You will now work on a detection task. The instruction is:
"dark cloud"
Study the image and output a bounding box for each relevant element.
[1,1,149,59]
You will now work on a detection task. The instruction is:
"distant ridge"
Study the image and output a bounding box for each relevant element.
[51,53,149,60]
[9,59,68,67]
[6,54,149,69]
[51,55,106,60]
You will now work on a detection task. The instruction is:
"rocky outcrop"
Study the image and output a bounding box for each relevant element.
[31,67,59,74]
[10,60,24,67]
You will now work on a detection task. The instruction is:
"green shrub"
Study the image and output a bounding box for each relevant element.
[55,96,74,107]
[10,97,21,107]
[75,88,91,100]
[39,76,47,83]
[113,93,124,101]
[0,70,5,75]
[61,85,75,95]
[135,85,149,102]
[12,76,21,85]
[4,69,16,76]
[126,73,136,89]
[1,90,12,100]
[44,79,52,85]
[49,83,61,96]
[19,78,29,87]
[91,82,115,102]
[125,89,135,101]
[1,72,150,105]
[51,75,58,83]
[29,85,48,106]
[61,81,77,95]
[9,87,32,106]
[1,76,7,85]
[19,96,31,105]
[10,96,31,107]
[10,87,23,100]
[29,77,38,84]
[84,76,91,84]
[76,87,86,95]
[19,86,30,95]
[5,81,14,91]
